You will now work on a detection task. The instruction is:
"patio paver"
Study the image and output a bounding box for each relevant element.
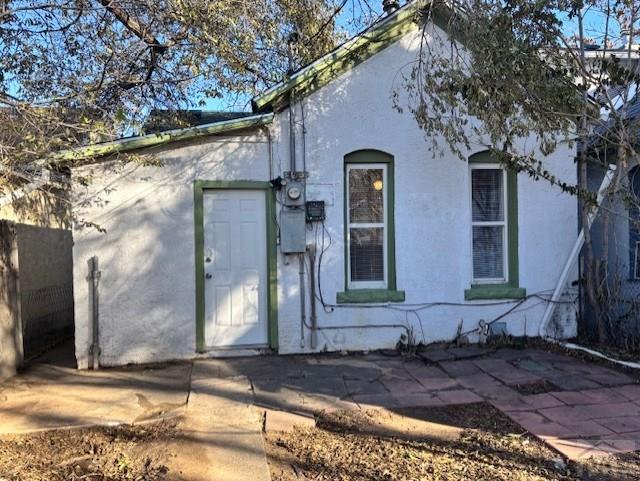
[614,384,640,401]
[1,345,639,466]
[594,416,640,434]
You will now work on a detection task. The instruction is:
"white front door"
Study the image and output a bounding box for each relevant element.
[203,189,268,347]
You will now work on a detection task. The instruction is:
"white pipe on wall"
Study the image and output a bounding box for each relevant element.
[538,165,616,337]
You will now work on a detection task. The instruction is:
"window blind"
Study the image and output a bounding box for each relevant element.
[347,166,386,286]
[350,228,384,281]
[471,168,506,281]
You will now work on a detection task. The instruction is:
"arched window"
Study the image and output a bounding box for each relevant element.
[337,149,404,304]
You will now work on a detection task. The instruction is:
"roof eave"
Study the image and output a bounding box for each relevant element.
[48,112,274,164]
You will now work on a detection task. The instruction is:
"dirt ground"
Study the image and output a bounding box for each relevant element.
[0,420,178,481]
[265,403,640,481]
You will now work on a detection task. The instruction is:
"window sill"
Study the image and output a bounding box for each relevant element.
[464,285,526,301]
[336,289,406,304]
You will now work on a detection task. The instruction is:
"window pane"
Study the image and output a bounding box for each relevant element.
[350,227,384,282]
[349,168,384,223]
[473,226,504,279]
[472,169,504,222]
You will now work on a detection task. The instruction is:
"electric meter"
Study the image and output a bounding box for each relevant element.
[287,185,302,200]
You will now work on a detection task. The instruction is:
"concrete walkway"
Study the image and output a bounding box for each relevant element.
[1,346,639,468]
[0,362,192,433]
[167,363,270,481]
[0,360,272,481]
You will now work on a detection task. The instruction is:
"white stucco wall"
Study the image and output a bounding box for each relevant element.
[72,23,578,366]
[272,26,578,354]
[72,133,271,367]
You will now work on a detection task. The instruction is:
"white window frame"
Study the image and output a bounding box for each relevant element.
[346,163,388,289]
[469,164,508,284]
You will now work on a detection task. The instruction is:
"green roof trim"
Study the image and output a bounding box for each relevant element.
[252,3,425,111]
[48,113,274,163]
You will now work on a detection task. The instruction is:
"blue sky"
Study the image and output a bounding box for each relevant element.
[560,5,622,45]
[7,1,625,113]
[199,1,385,112]
[203,2,621,112]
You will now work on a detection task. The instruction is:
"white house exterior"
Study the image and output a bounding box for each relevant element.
[72,2,578,368]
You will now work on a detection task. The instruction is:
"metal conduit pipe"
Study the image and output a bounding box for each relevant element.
[299,253,306,348]
[289,91,296,172]
[308,244,318,349]
[87,256,101,370]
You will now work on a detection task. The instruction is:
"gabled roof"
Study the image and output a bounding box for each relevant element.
[142,110,255,133]
[47,112,273,164]
[252,1,445,111]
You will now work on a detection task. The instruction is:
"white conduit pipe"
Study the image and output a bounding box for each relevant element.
[538,165,616,338]
[554,341,640,370]
[538,164,640,370]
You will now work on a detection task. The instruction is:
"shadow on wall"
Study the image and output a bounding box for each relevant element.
[0,220,74,377]
[72,135,271,365]
[0,186,71,230]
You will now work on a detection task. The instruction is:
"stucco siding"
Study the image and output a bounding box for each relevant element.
[272,27,578,353]
[72,25,578,366]
[72,133,271,368]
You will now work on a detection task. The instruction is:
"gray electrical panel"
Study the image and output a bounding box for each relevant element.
[280,208,306,253]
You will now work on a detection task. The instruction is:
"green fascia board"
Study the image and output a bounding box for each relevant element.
[193,180,278,352]
[464,285,526,301]
[48,113,274,164]
[337,289,406,304]
[253,3,423,111]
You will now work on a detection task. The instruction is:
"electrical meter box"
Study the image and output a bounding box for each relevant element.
[280,208,306,253]
[283,180,305,207]
[305,200,325,222]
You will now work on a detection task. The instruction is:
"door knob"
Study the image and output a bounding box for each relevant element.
[205,273,212,279]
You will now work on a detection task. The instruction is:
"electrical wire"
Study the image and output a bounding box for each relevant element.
[305,218,580,343]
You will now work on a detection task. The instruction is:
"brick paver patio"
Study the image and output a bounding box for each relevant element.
[203,346,640,461]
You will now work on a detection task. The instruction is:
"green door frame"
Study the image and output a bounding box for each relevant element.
[193,180,278,352]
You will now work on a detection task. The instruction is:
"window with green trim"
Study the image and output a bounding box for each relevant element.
[341,150,399,300]
[465,151,523,300]
[470,165,508,283]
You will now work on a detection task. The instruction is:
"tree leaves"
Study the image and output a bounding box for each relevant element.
[0,0,373,193]
[395,0,598,183]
